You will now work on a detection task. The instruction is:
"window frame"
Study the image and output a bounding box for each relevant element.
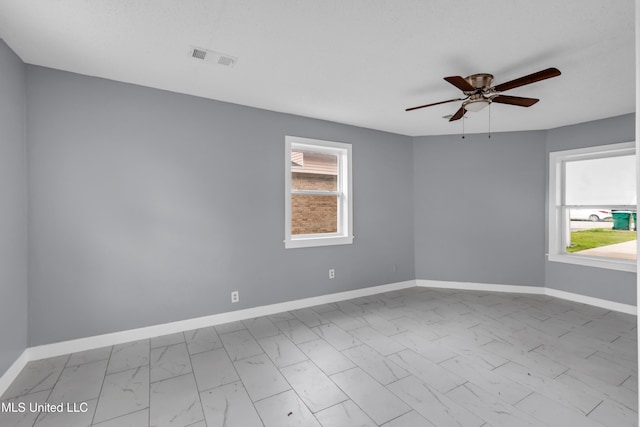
[548,141,636,272]
[284,136,353,249]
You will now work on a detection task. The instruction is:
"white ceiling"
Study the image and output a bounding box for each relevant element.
[0,0,635,136]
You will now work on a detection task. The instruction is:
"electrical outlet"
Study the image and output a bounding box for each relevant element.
[231,291,239,303]
[329,269,335,279]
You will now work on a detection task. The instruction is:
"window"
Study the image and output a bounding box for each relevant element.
[284,136,353,249]
[548,142,637,272]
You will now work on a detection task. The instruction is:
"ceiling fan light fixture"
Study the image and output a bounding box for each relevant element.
[463,99,490,112]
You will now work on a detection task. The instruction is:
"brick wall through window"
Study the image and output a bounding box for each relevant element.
[291,172,338,234]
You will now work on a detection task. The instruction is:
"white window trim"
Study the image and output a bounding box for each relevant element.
[548,141,637,272]
[284,136,353,249]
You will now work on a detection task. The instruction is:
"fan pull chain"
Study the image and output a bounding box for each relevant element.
[461,116,465,139]
[488,103,491,138]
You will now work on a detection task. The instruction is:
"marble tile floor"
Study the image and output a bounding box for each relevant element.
[1,287,637,426]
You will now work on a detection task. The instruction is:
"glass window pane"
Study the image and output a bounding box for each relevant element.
[291,194,338,235]
[291,150,338,191]
[565,155,636,205]
[566,208,637,260]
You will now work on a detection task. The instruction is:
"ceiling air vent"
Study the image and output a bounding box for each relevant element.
[189,46,237,67]
[191,48,207,60]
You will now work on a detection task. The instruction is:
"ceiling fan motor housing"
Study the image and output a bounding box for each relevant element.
[462,74,494,111]
[463,73,494,94]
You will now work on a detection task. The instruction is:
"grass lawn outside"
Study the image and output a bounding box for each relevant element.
[566,228,637,253]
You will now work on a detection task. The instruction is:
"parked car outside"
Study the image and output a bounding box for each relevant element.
[570,209,612,222]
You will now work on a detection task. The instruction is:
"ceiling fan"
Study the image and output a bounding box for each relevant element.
[406,67,561,121]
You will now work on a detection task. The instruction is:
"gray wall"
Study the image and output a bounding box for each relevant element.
[26,66,415,346]
[413,131,547,287]
[545,114,636,304]
[0,40,28,374]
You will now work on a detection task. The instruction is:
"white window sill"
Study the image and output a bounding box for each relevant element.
[285,235,353,249]
[547,253,637,273]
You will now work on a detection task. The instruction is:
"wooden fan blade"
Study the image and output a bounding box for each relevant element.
[444,76,476,92]
[492,95,539,107]
[405,98,464,111]
[493,67,561,92]
[449,106,466,121]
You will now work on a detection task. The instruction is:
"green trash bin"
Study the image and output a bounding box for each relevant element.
[612,211,631,230]
[634,213,637,231]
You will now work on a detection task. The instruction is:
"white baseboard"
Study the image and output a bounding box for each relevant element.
[544,287,637,315]
[27,280,417,362]
[0,349,29,398]
[417,279,637,315]
[417,279,546,296]
[2,277,635,397]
